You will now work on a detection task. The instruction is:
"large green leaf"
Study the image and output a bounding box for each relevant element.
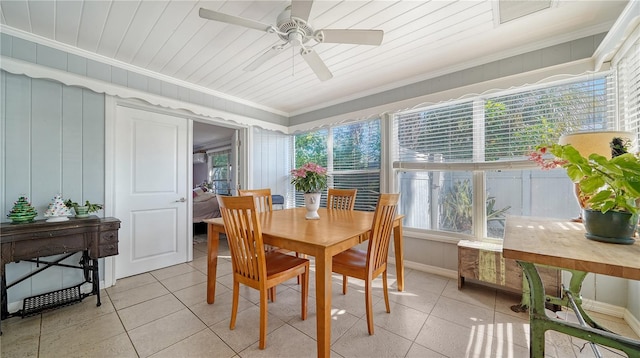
[579,175,605,195]
[592,154,624,176]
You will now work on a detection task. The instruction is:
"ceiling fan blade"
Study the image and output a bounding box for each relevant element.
[244,45,288,71]
[291,0,313,22]
[317,29,384,46]
[199,8,272,32]
[300,48,333,81]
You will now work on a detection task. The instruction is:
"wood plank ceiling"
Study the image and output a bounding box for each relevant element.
[0,0,629,116]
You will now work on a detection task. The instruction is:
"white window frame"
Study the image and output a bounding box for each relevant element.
[392,71,617,243]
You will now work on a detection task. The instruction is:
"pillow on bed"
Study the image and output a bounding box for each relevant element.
[194,192,216,202]
[193,187,205,197]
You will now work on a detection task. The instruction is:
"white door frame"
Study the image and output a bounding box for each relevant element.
[103,96,247,287]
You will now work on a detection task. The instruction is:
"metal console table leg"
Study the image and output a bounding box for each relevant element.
[518,261,640,358]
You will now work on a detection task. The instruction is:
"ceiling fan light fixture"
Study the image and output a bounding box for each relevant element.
[289,31,304,47]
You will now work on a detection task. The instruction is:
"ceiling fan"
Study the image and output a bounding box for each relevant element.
[199,0,384,81]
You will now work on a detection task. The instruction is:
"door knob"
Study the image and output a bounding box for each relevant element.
[174,197,186,203]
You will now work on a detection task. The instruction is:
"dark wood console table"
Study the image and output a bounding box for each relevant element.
[0,216,120,324]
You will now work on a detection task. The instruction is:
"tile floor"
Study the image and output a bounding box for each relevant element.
[1,237,638,358]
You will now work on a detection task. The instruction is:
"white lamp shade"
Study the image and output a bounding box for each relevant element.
[558,131,634,159]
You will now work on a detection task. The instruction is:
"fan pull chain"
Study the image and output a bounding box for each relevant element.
[292,46,295,77]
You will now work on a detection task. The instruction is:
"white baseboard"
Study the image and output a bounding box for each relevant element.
[580,298,626,318]
[388,257,458,281]
[7,301,21,314]
[624,309,640,337]
[580,300,640,337]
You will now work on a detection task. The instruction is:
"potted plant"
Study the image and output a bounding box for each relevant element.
[530,138,640,244]
[64,199,103,218]
[290,162,328,220]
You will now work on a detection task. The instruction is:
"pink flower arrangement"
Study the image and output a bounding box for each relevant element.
[528,146,568,170]
[290,163,328,193]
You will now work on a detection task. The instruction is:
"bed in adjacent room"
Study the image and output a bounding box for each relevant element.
[193,188,220,223]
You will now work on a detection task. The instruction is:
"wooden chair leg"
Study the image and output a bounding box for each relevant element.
[301,267,309,320]
[269,287,276,302]
[383,271,390,313]
[295,252,304,284]
[365,279,374,335]
[259,288,268,349]
[343,275,348,294]
[230,280,240,330]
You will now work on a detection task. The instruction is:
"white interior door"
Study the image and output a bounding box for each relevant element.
[114,105,189,278]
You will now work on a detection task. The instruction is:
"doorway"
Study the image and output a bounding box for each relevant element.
[192,121,238,235]
[106,99,244,281]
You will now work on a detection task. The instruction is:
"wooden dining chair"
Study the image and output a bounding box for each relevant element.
[217,195,309,349]
[238,188,273,212]
[239,188,274,252]
[331,193,399,335]
[327,188,368,244]
[238,188,296,301]
[327,188,357,210]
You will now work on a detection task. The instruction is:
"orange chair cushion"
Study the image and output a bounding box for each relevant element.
[265,251,309,277]
[332,248,367,275]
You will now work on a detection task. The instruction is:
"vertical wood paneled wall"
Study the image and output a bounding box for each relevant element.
[250,127,292,204]
[1,70,105,308]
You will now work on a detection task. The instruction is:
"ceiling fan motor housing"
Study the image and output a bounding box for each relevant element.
[276,6,314,45]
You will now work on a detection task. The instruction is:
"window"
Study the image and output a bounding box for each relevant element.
[396,101,473,162]
[208,150,232,195]
[617,37,640,141]
[294,119,381,211]
[394,74,616,240]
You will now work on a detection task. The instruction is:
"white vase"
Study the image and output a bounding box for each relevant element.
[304,192,321,220]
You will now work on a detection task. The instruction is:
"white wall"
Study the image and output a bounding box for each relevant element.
[249,127,292,203]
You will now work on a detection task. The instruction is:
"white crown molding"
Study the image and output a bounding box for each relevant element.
[0,25,289,118]
[289,22,614,118]
[594,0,640,70]
[0,56,289,134]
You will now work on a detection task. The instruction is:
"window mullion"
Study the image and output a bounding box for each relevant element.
[472,171,487,240]
[327,127,334,186]
[473,99,486,162]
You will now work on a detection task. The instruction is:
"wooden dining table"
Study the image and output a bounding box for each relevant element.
[203,207,405,358]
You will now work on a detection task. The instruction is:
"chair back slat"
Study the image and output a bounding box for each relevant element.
[239,188,273,213]
[327,188,357,210]
[218,195,266,282]
[366,194,399,274]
